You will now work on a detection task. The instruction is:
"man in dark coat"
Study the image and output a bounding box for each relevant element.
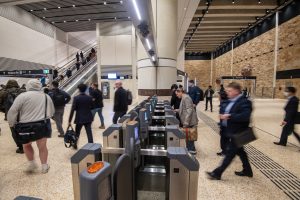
[90,83,105,129]
[113,80,128,124]
[274,87,300,146]
[207,82,253,180]
[204,85,215,112]
[69,83,94,149]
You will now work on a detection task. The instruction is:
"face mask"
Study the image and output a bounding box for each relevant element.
[283,92,289,97]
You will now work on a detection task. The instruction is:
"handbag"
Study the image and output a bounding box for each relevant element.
[14,95,50,144]
[231,127,256,148]
[181,127,198,141]
[294,112,300,124]
[64,125,77,148]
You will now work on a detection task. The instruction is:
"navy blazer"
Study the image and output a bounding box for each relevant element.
[220,95,252,136]
[69,93,93,124]
[284,96,299,125]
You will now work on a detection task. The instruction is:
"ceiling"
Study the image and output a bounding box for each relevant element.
[185,0,282,53]
[18,0,130,32]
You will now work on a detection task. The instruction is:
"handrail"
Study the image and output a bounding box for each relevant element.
[57,43,97,74]
[58,56,97,89]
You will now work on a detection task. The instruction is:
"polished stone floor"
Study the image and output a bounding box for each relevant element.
[0,98,299,200]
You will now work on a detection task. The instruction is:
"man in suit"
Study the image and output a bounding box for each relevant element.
[274,87,300,146]
[69,83,94,149]
[207,82,253,180]
[113,80,128,124]
[204,85,215,112]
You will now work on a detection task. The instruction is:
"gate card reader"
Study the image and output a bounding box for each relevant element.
[139,108,149,140]
[71,143,102,200]
[79,161,112,200]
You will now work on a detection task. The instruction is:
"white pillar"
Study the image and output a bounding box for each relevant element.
[96,23,102,87]
[131,26,137,99]
[272,11,279,98]
[54,28,58,68]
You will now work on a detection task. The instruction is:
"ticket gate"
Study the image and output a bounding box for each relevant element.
[71,143,102,200]
[79,121,199,200]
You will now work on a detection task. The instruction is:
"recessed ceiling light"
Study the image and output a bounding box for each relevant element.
[128,16,131,19]
[30,9,33,12]
[206,10,208,13]
[64,20,66,23]
[258,0,261,4]
[104,1,107,5]
[58,6,61,9]
[88,19,91,21]
[43,16,46,18]
[120,0,123,4]
[115,17,117,20]
[72,5,76,7]
[43,8,47,10]
[184,7,187,10]
[52,21,55,24]
[232,0,235,4]
[76,19,78,22]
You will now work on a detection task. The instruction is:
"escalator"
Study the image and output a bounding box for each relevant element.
[59,57,97,95]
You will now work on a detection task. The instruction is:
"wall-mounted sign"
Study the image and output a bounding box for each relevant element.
[221,76,256,80]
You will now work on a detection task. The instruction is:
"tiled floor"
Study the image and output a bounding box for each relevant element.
[0,98,299,200]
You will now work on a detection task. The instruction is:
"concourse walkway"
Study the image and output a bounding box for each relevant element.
[0,98,299,200]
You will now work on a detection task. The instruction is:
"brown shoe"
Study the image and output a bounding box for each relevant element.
[99,125,105,129]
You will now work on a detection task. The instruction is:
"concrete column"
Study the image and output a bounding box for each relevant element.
[54,28,58,68]
[131,26,137,99]
[137,0,177,96]
[96,23,102,86]
[66,33,70,62]
[272,11,279,98]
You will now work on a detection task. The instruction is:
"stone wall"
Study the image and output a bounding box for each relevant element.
[185,15,300,98]
[185,60,211,89]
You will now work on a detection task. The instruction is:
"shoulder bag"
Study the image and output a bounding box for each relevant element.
[14,95,51,144]
[231,127,256,148]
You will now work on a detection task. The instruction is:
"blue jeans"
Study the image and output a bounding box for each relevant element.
[186,141,196,151]
[91,108,104,126]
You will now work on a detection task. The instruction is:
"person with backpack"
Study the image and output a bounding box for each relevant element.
[113,80,128,124]
[90,83,105,129]
[204,85,215,112]
[0,80,25,153]
[188,80,204,107]
[49,81,71,137]
[66,69,72,78]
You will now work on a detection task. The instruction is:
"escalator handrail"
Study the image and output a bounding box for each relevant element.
[58,56,97,90]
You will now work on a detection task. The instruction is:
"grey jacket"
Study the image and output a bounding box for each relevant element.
[179,94,199,127]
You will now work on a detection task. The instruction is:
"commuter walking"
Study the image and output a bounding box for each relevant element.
[188,80,203,107]
[69,83,94,149]
[207,82,253,180]
[113,80,128,124]
[40,76,46,87]
[76,52,80,62]
[49,81,71,137]
[219,84,228,102]
[53,69,58,80]
[90,83,105,129]
[8,79,54,173]
[0,80,26,153]
[274,87,300,146]
[175,88,198,154]
[76,61,81,71]
[204,85,215,112]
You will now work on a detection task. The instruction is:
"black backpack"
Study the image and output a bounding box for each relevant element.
[64,125,77,148]
[52,90,66,107]
[127,90,133,105]
[195,86,204,103]
[5,89,23,110]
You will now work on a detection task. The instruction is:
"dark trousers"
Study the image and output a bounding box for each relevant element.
[220,127,229,153]
[53,107,65,135]
[10,127,23,149]
[92,108,104,126]
[213,140,252,177]
[205,97,213,111]
[113,111,127,124]
[75,123,93,143]
[279,124,300,145]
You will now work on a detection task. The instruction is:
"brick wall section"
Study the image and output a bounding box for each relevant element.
[185,15,300,98]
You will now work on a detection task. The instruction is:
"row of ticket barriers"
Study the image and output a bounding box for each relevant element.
[71,97,200,200]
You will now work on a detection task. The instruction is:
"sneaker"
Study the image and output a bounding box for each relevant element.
[58,134,64,138]
[25,161,38,173]
[16,148,24,154]
[189,150,197,155]
[99,125,105,129]
[41,164,50,174]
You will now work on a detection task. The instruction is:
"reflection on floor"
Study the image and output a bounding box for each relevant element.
[0,98,299,200]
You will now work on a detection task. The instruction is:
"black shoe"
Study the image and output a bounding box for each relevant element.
[73,143,78,150]
[216,151,225,156]
[58,134,64,138]
[273,142,286,146]
[235,170,253,177]
[205,109,207,111]
[206,172,221,180]
[16,148,24,154]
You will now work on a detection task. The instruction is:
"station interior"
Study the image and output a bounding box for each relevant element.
[0,0,299,200]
